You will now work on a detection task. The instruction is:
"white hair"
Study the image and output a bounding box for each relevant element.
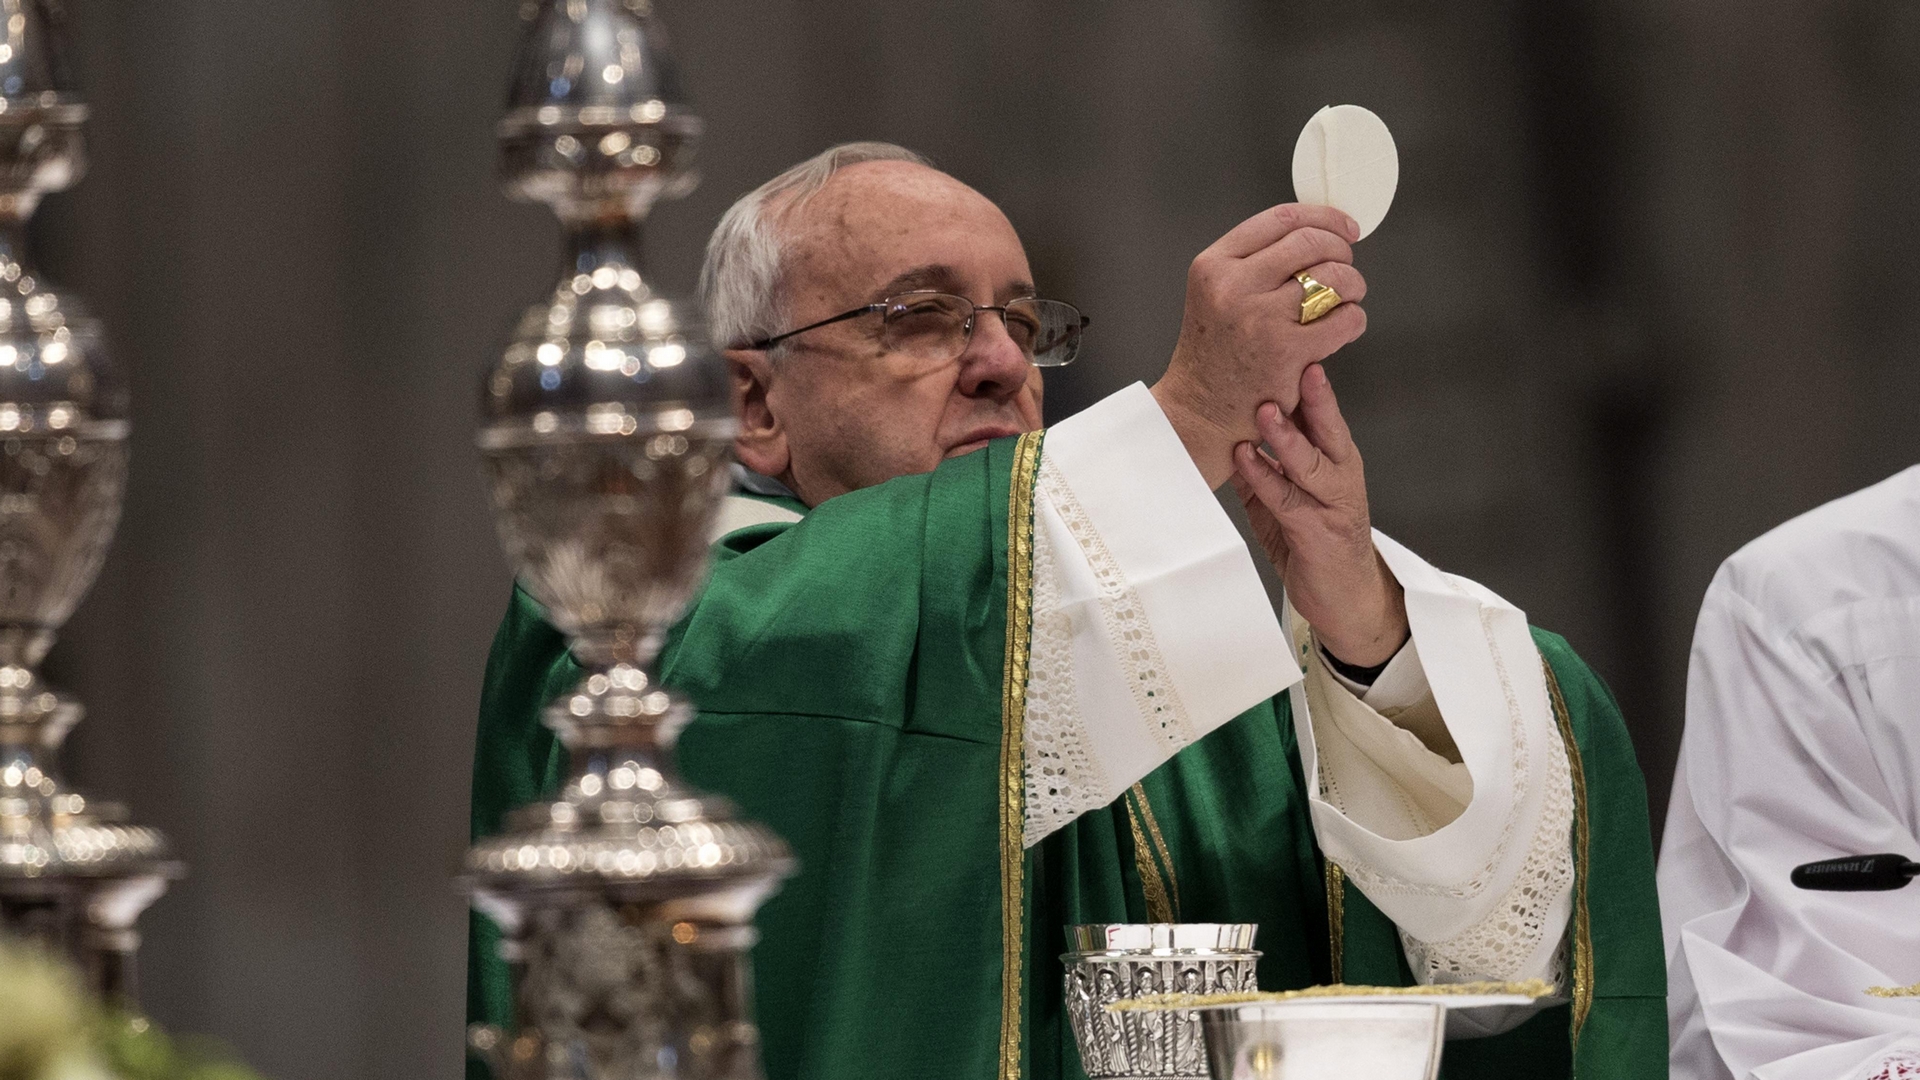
[699,141,932,351]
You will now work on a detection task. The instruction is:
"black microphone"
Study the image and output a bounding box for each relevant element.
[1791,853,1920,891]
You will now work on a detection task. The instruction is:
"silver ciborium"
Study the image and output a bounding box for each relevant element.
[1063,924,1262,1080]
[0,0,180,1006]
[462,3,794,1079]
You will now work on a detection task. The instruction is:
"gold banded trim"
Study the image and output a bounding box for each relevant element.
[998,430,1044,1080]
[1125,785,1177,923]
[1325,861,1346,985]
[1541,656,1594,1043]
[1113,978,1555,1012]
[1133,784,1183,919]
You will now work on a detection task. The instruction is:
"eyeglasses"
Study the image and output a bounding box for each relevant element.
[746,291,1090,367]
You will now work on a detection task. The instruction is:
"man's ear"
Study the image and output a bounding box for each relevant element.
[727,348,790,479]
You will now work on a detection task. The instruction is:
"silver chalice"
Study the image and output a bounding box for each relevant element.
[1063,923,1262,1080]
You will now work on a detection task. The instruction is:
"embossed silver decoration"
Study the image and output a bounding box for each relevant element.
[463,3,793,1079]
[1062,924,1261,1080]
[1198,1000,1444,1080]
[0,0,180,1005]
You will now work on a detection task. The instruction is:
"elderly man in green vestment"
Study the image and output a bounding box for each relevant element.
[469,142,1666,1080]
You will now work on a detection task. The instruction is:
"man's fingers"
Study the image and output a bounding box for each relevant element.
[1294,364,1359,466]
[1233,441,1312,516]
[1212,202,1361,259]
[1228,473,1269,521]
[1238,232,1357,291]
[1229,473,1293,564]
[1256,402,1340,503]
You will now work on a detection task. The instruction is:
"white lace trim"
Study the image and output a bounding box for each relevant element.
[1023,499,1110,844]
[1036,458,1196,752]
[1336,588,1533,903]
[1022,458,1204,844]
[1399,708,1574,984]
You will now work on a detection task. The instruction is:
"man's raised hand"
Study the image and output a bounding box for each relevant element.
[1231,363,1407,669]
[1152,202,1369,489]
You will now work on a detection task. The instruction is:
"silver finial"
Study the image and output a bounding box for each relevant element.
[467,3,793,1078]
[0,0,180,1008]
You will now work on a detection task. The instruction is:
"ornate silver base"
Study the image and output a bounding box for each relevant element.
[464,675,792,1080]
[0,863,174,1004]
[1,675,180,1006]
[470,898,767,1080]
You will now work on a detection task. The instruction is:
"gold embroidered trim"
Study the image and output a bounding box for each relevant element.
[1133,783,1182,918]
[999,430,1044,1080]
[1325,860,1346,984]
[1867,983,1920,998]
[1125,785,1175,923]
[1541,657,1594,1044]
[1110,978,1555,1012]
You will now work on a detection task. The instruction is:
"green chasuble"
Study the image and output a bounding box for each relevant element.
[469,433,1667,1080]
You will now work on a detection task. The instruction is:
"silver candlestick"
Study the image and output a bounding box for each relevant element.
[0,0,181,1007]
[463,3,794,1079]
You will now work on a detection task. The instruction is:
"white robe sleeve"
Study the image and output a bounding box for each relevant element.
[1661,571,1920,1080]
[1020,383,1301,842]
[1292,535,1574,991]
[1020,383,1575,996]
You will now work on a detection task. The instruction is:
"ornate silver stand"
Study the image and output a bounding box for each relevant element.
[0,0,181,1006]
[463,3,794,1078]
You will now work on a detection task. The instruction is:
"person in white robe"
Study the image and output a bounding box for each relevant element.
[1663,464,1920,1080]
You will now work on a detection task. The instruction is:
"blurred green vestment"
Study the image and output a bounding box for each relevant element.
[468,433,1666,1080]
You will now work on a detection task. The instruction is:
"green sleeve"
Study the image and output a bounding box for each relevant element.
[466,586,576,1078]
[662,443,1018,1080]
[1536,628,1667,1080]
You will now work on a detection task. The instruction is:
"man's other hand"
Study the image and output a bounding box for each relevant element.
[1152,202,1368,489]
[1230,363,1407,669]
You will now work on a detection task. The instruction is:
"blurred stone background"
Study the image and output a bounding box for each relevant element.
[26,0,1920,1078]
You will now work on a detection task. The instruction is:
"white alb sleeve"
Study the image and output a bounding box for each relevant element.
[1292,533,1575,992]
[1018,384,1576,1000]
[1020,382,1300,845]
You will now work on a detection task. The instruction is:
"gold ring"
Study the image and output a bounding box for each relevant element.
[1296,270,1342,324]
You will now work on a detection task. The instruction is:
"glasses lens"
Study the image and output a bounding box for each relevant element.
[881,293,973,362]
[1011,299,1085,367]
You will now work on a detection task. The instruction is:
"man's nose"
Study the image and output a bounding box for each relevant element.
[955,311,1030,401]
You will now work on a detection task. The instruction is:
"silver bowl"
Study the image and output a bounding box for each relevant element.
[1062,924,1261,1080]
[1199,1001,1445,1080]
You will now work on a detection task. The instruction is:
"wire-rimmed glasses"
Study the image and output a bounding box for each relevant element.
[746,291,1089,367]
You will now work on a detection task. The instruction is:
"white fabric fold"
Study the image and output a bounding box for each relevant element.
[1298,631,1472,838]
[1324,637,1430,714]
[710,493,804,540]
